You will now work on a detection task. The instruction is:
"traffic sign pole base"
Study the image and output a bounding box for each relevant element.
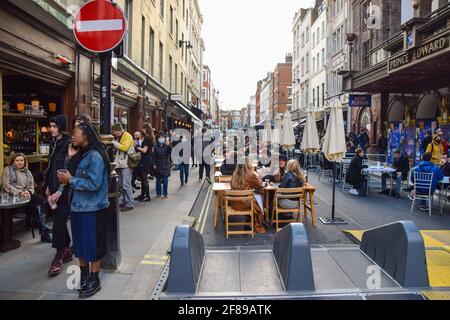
[319,217,348,225]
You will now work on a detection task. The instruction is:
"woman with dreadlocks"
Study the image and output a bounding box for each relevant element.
[58,122,110,298]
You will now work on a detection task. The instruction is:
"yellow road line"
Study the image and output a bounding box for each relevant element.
[140,261,167,266]
[200,185,213,234]
[144,255,168,260]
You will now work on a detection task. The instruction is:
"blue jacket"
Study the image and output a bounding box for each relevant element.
[410,161,444,194]
[69,149,109,212]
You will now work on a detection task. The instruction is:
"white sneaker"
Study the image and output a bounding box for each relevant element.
[349,188,359,196]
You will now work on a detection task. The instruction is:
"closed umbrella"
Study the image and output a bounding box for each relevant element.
[272,113,283,145]
[301,107,320,174]
[282,110,296,149]
[261,114,272,143]
[320,103,347,225]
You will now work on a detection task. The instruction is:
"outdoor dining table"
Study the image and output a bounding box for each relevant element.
[262,183,316,226]
[213,182,232,228]
[362,165,396,196]
[0,196,30,252]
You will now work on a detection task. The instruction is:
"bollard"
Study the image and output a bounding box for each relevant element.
[100,147,121,270]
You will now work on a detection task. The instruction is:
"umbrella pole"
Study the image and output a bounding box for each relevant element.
[320,161,347,225]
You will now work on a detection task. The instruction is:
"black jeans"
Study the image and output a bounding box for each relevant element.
[199,164,211,180]
[25,194,49,234]
[52,193,71,250]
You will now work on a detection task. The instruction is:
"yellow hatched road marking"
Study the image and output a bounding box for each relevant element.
[421,290,450,300]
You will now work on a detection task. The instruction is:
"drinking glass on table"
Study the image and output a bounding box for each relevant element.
[1,191,9,204]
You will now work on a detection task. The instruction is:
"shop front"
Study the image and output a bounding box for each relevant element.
[0,1,79,185]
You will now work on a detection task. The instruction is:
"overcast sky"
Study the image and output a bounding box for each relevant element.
[199,0,312,110]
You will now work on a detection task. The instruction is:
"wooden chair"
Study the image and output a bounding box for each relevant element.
[224,190,255,239]
[218,176,233,220]
[271,187,303,232]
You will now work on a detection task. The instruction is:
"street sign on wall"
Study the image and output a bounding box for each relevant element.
[73,0,127,53]
[349,95,372,108]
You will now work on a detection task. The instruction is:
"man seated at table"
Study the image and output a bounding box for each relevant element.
[410,152,444,211]
[381,149,410,198]
[346,148,368,196]
[220,151,238,176]
[440,154,450,177]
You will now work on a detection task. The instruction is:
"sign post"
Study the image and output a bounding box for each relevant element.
[73,0,127,270]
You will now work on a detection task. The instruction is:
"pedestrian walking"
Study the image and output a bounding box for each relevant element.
[43,115,73,276]
[199,127,213,184]
[426,133,444,165]
[57,122,110,299]
[153,131,172,198]
[112,123,134,212]
[176,135,190,187]
[134,124,155,202]
[2,153,52,242]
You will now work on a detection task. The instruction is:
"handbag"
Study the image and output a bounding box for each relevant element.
[127,145,142,169]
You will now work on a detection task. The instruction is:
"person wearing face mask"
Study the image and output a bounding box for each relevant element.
[426,134,444,165]
[152,132,173,198]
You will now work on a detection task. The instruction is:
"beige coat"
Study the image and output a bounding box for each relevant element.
[2,165,35,196]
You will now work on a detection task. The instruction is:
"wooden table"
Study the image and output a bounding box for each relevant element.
[263,183,316,226]
[212,183,232,228]
[0,197,30,252]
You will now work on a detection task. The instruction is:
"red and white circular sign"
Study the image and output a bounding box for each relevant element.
[73,0,127,53]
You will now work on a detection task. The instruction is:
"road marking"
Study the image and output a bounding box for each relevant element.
[200,186,214,234]
[140,261,166,266]
[195,184,212,232]
[76,19,123,32]
[144,255,168,260]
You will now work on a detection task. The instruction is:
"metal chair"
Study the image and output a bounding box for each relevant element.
[271,187,303,232]
[341,161,351,192]
[410,172,434,216]
[317,154,333,182]
[224,190,255,239]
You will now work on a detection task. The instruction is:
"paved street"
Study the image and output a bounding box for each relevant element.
[0,167,203,300]
[192,171,450,248]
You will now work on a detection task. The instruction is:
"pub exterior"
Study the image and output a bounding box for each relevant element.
[343,0,450,164]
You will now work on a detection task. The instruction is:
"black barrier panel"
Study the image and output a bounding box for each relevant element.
[166,226,205,294]
[273,223,315,291]
[360,221,429,288]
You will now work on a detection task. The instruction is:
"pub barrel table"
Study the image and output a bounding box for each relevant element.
[0,197,30,252]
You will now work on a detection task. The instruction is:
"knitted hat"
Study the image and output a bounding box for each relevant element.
[111,123,123,132]
[50,114,68,133]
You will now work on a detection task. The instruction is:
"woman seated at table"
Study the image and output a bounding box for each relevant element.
[440,154,450,177]
[273,155,288,183]
[1,153,52,242]
[346,148,368,196]
[220,151,238,176]
[230,157,266,234]
[277,159,305,210]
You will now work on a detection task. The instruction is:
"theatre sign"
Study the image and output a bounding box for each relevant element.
[387,35,449,73]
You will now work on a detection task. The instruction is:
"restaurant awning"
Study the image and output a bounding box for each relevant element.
[174,101,204,127]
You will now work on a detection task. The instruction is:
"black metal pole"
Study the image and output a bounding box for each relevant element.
[99,50,121,270]
[332,161,336,220]
[100,51,112,135]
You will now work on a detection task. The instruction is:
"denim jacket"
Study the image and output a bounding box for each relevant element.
[69,149,109,212]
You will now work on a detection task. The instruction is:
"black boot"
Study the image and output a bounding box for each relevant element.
[78,265,90,292]
[79,272,101,298]
[37,205,52,243]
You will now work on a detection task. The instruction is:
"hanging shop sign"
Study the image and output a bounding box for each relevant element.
[388,35,449,73]
[349,95,372,108]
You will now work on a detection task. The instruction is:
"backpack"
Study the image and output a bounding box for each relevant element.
[127,145,141,169]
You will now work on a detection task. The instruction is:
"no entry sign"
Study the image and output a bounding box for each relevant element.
[73,0,127,53]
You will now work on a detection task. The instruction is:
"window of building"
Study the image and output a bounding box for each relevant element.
[312,57,315,73]
[175,64,178,92]
[141,16,145,68]
[322,21,325,39]
[306,53,309,72]
[322,83,325,106]
[160,0,164,19]
[401,0,414,24]
[170,5,174,35]
[124,0,132,57]
[149,27,155,76]
[312,88,316,108]
[316,27,320,44]
[169,55,173,91]
[159,42,164,83]
[176,19,179,44]
[306,27,309,42]
[321,48,325,66]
